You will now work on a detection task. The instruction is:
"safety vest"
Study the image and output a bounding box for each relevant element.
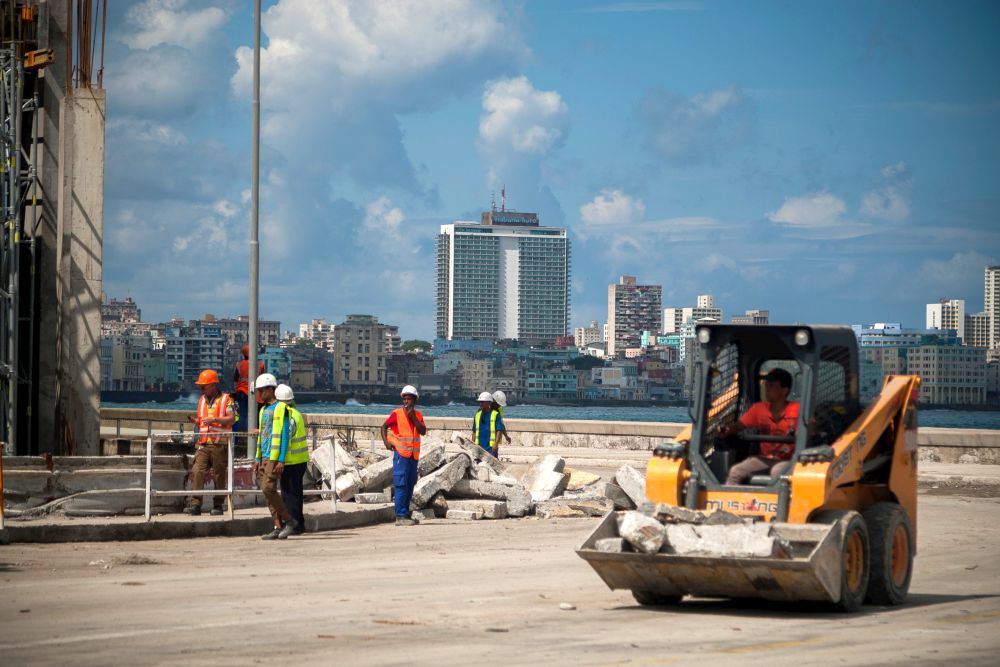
[473,409,499,451]
[387,407,422,460]
[197,393,233,445]
[235,359,266,397]
[275,402,310,465]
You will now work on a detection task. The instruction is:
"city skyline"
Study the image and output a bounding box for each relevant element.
[102,1,1000,339]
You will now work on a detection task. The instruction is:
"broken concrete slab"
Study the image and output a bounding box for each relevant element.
[455,436,505,474]
[417,444,447,476]
[656,504,705,524]
[595,537,627,553]
[359,457,393,492]
[662,523,789,558]
[534,497,613,519]
[335,470,361,502]
[614,464,646,507]
[354,492,390,505]
[411,508,435,523]
[703,510,747,526]
[449,479,532,517]
[312,438,358,475]
[565,468,601,491]
[445,499,508,519]
[410,454,471,510]
[446,509,483,521]
[617,511,665,554]
[429,492,449,518]
[521,455,569,502]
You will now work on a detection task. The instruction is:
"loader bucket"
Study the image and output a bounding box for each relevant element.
[576,512,847,603]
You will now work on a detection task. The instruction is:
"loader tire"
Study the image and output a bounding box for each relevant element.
[631,590,682,607]
[812,510,870,613]
[862,503,913,606]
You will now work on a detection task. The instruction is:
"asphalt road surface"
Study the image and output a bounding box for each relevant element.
[1,492,998,666]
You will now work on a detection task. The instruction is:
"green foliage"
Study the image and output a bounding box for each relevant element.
[401,339,432,352]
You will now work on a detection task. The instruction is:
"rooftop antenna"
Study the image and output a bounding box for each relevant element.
[491,191,496,212]
[501,185,506,212]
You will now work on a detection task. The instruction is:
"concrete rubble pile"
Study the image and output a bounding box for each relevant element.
[309,435,646,521]
[609,506,793,558]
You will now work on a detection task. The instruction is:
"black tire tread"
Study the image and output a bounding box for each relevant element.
[863,502,913,606]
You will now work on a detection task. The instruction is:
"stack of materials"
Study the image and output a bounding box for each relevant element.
[307,436,654,521]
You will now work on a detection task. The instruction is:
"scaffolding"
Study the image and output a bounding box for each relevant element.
[0,2,42,455]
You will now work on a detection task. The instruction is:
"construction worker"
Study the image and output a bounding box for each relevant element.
[184,369,237,516]
[490,390,512,453]
[275,384,310,535]
[380,385,427,526]
[233,344,265,442]
[472,391,506,458]
[252,373,297,540]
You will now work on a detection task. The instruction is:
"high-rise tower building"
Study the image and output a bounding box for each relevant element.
[436,209,570,342]
[986,266,1000,349]
[607,276,662,357]
[926,298,966,342]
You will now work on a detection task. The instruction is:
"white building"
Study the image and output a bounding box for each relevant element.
[663,294,723,334]
[926,298,965,342]
[574,320,602,348]
[436,210,570,342]
[965,311,990,348]
[299,318,336,351]
[986,266,1000,349]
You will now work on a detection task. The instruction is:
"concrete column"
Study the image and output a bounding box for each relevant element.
[34,2,105,454]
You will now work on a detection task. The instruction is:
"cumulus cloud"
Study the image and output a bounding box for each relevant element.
[478,76,569,224]
[636,85,753,163]
[122,0,229,51]
[918,251,996,295]
[769,192,873,240]
[860,162,912,222]
[579,189,646,226]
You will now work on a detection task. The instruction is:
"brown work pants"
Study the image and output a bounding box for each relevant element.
[258,460,289,523]
[725,456,792,486]
[191,444,227,509]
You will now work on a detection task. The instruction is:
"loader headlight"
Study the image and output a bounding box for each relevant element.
[697,328,711,344]
[794,329,810,346]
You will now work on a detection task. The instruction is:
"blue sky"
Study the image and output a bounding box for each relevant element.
[103,0,1000,339]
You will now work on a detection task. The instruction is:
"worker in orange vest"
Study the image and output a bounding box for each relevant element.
[380,385,427,526]
[185,369,237,516]
[233,344,265,441]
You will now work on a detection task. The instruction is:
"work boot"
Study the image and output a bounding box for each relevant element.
[210,507,224,516]
[183,504,201,516]
[277,518,299,540]
[395,517,416,526]
[261,528,281,540]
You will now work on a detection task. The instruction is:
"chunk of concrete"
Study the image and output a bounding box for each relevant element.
[313,438,358,475]
[359,457,394,492]
[411,508,436,523]
[703,510,748,526]
[429,492,449,518]
[565,468,602,491]
[614,465,646,507]
[445,499,508,519]
[595,537,627,553]
[449,479,533,517]
[600,481,635,510]
[656,504,705,524]
[662,523,788,558]
[535,497,613,519]
[354,492,390,505]
[335,470,361,502]
[410,454,471,509]
[417,443,447,476]
[446,509,483,521]
[617,510,666,554]
[455,435,505,474]
[522,455,569,502]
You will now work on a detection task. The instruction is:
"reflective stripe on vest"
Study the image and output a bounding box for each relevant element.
[197,393,232,445]
[387,408,421,460]
[473,409,499,449]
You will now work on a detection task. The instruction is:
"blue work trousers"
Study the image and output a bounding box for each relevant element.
[392,451,419,518]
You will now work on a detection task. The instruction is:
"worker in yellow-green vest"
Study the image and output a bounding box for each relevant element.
[275,384,310,536]
[473,391,507,458]
[252,374,295,540]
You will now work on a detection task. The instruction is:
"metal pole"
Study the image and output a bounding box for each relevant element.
[247,0,261,460]
[144,436,152,521]
[227,436,234,520]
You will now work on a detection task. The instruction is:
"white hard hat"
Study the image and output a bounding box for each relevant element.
[477,391,493,402]
[491,390,507,407]
[401,385,419,398]
[254,373,278,390]
[275,384,294,401]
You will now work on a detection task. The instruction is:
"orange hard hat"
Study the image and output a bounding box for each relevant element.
[195,369,220,385]
[242,344,250,357]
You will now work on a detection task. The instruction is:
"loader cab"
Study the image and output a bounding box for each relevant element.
[688,325,861,491]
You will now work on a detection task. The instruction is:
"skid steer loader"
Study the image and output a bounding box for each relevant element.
[577,325,920,612]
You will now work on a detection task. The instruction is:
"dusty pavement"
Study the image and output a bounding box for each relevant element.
[1,492,999,667]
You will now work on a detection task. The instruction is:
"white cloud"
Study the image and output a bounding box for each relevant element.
[770,192,848,228]
[480,76,569,155]
[122,0,229,51]
[359,196,413,255]
[637,86,753,163]
[860,161,912,222]
[918,251,996,295]
[579,189,646,226]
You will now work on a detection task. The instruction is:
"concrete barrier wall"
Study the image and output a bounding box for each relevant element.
[99,408,1000,464]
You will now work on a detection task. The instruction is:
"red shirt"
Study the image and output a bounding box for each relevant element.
[739,401,800,459]
[235,359,266,394]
